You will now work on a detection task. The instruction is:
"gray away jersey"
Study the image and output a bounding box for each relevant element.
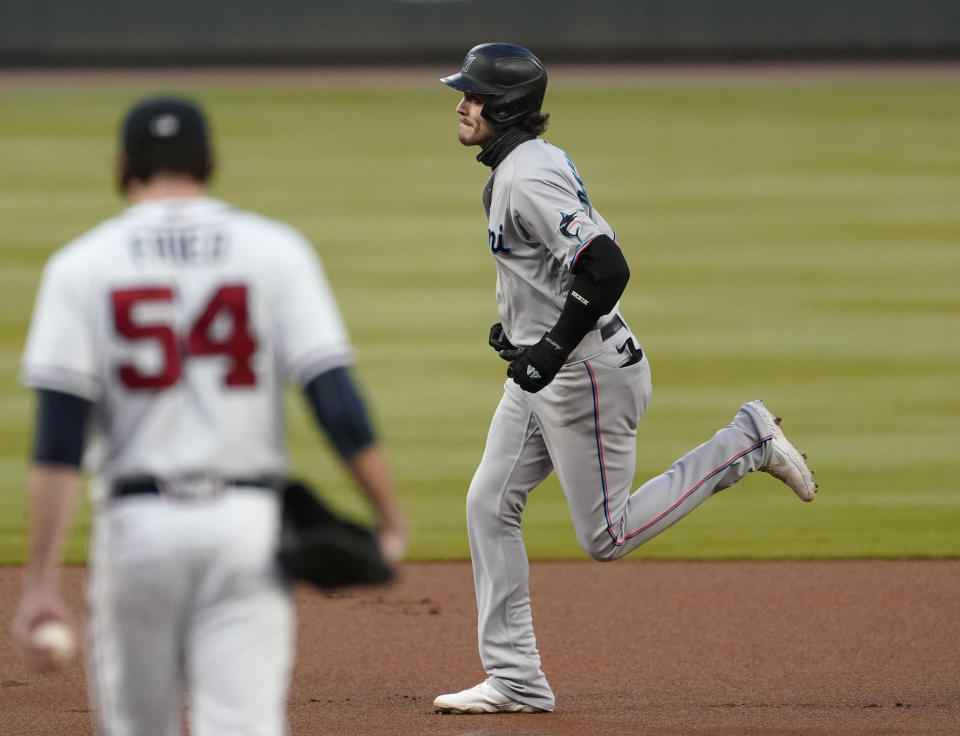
[482,139,618,347]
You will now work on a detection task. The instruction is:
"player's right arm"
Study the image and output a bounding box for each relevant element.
[15,248,95,670]
[12,387,90,671]
[504,171,631,392]
[12,464,83,671]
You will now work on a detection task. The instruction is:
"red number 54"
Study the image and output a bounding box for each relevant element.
[111,284,257,390]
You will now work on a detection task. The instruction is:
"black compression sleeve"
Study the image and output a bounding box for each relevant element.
[302,366,376,460]
[569,234,630,316]
[32,389,92,467]
[548,235,631,351]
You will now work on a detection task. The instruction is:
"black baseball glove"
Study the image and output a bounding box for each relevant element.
[276,480,394,590]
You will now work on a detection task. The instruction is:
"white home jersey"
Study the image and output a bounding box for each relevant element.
[22,197,351,500]
[482,139,618,347]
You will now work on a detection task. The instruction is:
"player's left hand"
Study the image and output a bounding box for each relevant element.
[507,333,568,393]
[488,322,514,355]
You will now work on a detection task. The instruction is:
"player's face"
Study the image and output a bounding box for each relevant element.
[455,93,497,148]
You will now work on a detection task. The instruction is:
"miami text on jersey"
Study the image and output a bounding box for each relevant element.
[489,223,510,254]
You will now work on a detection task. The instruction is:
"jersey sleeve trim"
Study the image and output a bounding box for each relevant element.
[570,235,600,271]
[291,346,353,386]
[21,364,101,402]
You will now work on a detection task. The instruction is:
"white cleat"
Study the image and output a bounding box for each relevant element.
[753,400,818,502]
[433,681,545,714]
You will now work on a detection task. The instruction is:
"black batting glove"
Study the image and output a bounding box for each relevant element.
[489,322,521,362]
[507,332,569,393]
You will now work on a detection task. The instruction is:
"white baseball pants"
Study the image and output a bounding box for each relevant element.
[86,489,294,736]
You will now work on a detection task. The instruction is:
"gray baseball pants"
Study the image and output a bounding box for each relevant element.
[466,324,774,711]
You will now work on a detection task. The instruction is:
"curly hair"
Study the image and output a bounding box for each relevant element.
[521,111,550,137]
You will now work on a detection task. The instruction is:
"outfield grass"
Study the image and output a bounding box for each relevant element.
[1,71,957,563]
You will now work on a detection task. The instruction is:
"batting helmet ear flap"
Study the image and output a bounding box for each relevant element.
[442,43,548,128]
[482,88,546,126]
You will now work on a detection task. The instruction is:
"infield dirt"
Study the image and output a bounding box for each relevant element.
[2,560,958,735]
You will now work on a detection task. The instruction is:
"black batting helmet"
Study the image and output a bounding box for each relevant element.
[441,42,547,127]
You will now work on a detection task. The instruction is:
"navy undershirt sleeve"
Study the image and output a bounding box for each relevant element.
[32,388,92,467]
[302,366,376,460]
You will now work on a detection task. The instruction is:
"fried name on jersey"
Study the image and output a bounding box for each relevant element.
[130,226,228,265]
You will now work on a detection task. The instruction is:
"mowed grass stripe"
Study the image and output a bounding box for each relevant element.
[0,76,957,562]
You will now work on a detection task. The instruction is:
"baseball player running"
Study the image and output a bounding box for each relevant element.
[433,43,817,715]
[12,95,407,735]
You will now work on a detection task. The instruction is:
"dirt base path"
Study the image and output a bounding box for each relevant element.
[2,560,958,735]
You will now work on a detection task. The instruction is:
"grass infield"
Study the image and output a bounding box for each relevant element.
[1,70,957,562]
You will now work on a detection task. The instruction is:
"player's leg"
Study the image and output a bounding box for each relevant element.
[438,382,556,713]
[534,346,651,561]
[187,490,294,736]
[541,343,791,561]
[86,499,189,736]
[599,395,774,558]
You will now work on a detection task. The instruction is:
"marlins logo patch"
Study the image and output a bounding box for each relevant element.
[558,211,584,242]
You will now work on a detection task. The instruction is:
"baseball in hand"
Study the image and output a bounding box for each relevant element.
[32,621,77,664]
